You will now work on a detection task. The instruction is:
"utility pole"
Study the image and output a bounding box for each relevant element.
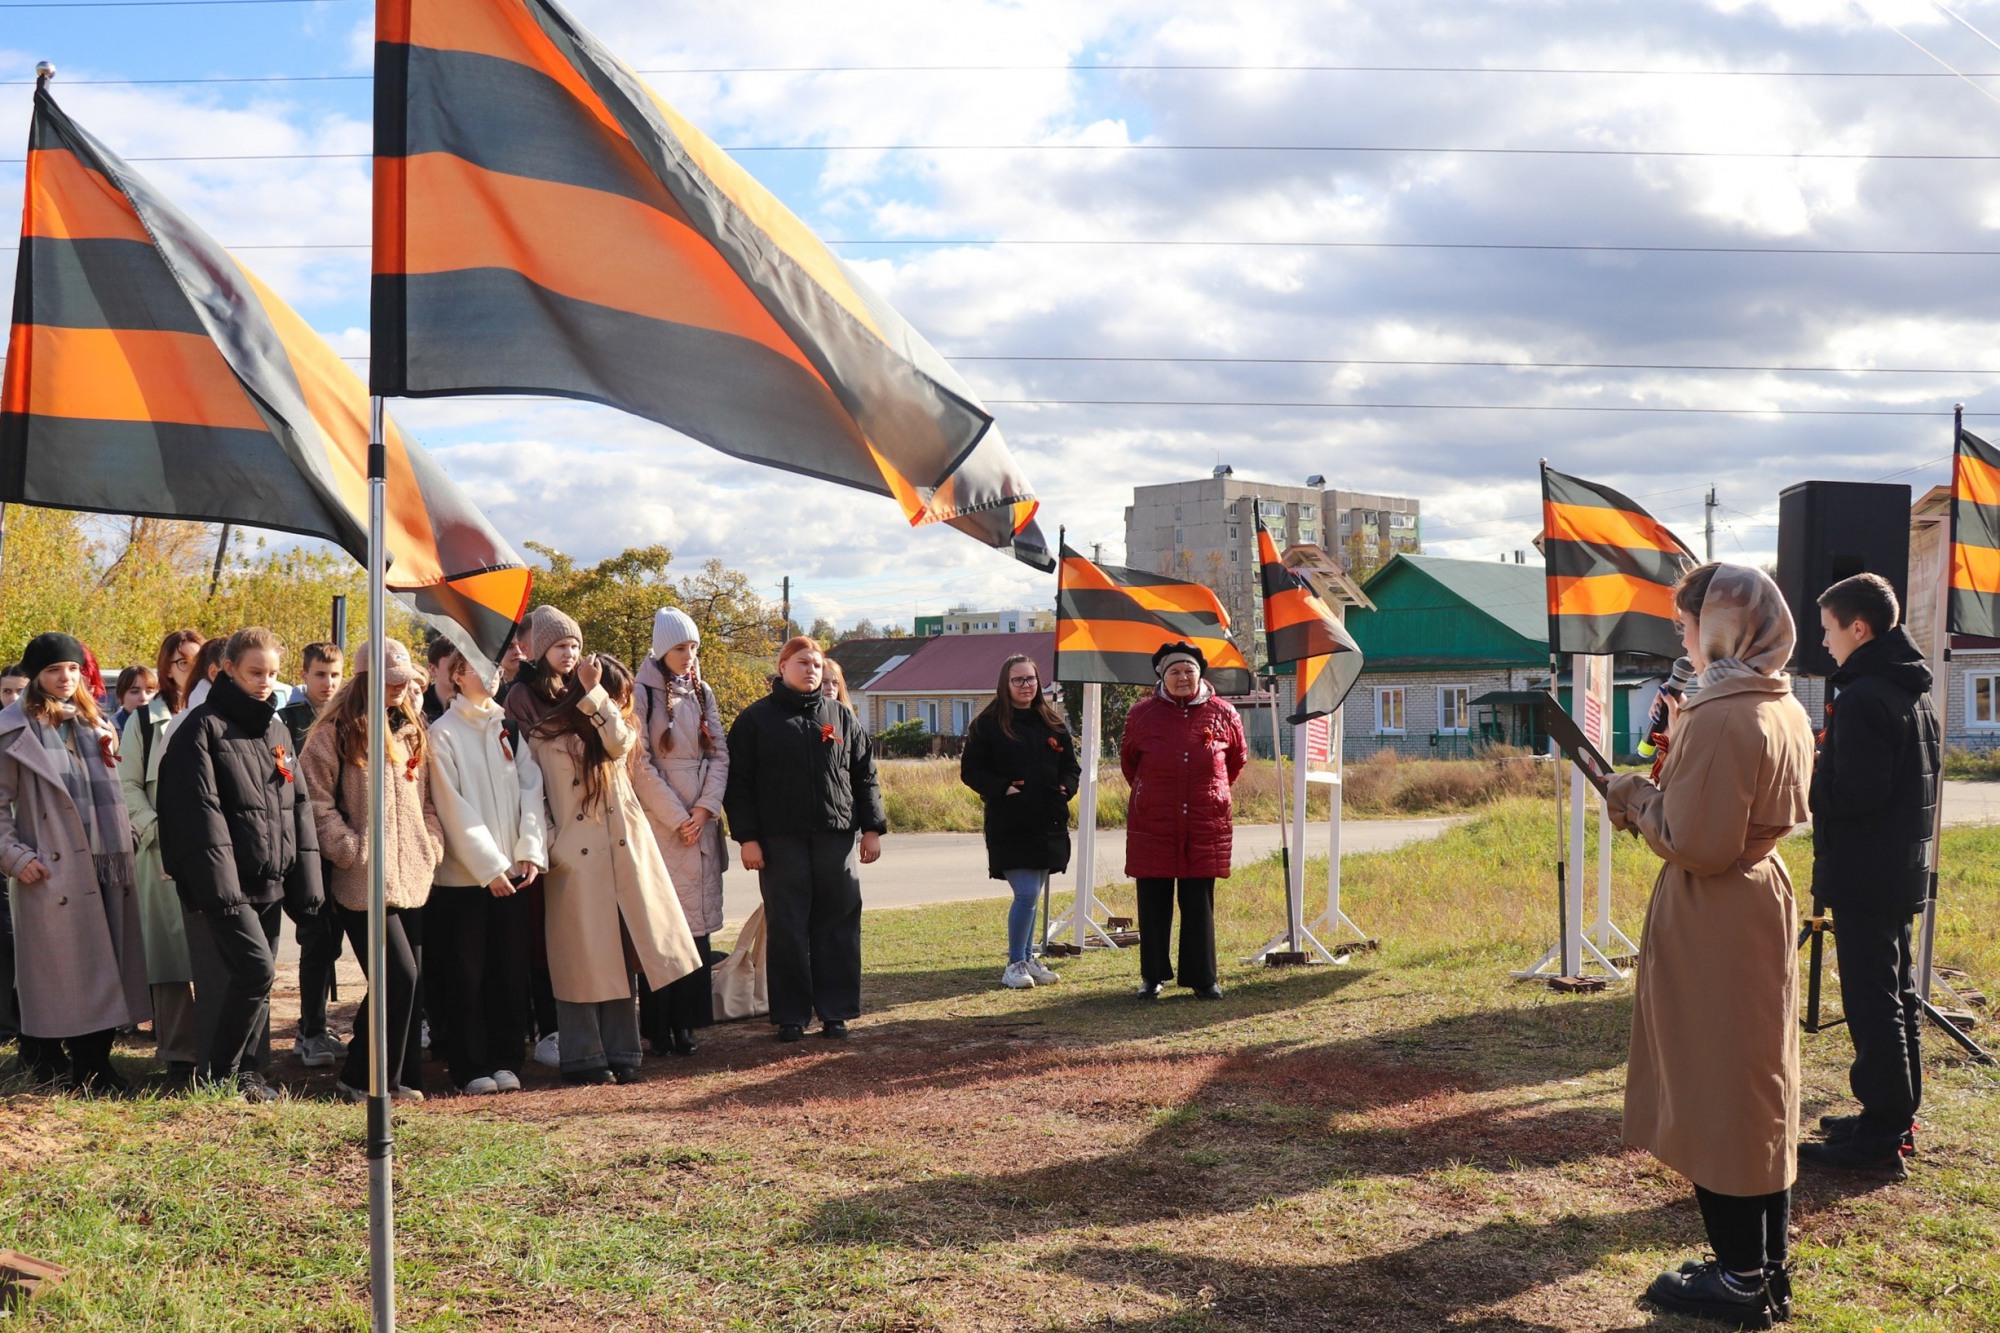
[781,575,792,639]
[1703,487,1718,563]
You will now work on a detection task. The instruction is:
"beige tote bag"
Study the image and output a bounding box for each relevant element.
[711,906,769,1021]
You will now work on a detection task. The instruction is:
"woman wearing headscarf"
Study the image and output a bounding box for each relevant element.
[1119,641,1248,1001]
[1606,564,1815,1329]
[632,608,729,1057]
[0,632,150,1091]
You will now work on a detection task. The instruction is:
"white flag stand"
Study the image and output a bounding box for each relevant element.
[1515,653,1628,983]
[1250,710,1363,964]
[1043,681,1123,951]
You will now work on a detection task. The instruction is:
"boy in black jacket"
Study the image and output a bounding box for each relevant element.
[278,642,347,1068]
[159,628,324,1102]
[1799,574,1941,1177]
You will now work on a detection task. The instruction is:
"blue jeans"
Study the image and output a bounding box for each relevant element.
[1004,869,1048,963]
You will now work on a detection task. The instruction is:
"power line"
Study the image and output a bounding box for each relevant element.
[0,0,363,6]
[19,64,2000,83]
[952,354,2000,375]
[12,143,2000,162]
[13,237,2000,258]
[974,398,1995,416]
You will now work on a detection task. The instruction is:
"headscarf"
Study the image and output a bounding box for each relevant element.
[1694,564,1795,690]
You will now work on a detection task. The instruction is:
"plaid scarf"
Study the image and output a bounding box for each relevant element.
[31,706,134,893]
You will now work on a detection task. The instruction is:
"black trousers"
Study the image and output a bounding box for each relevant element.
[758,832,863,1027]
[338,906,425,1091]
[424,884,530,1086]
[201,901,283,1083]
[1833,905,1923,1149]
[1136,877,1217,989]
[641,934,713,1046]
[295,882,343,1038]
[1693,1185,1791,1273]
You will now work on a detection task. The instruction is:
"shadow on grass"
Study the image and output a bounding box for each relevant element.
[1028,1201,1693,1332]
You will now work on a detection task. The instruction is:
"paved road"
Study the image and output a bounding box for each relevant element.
[717,817,1460,924]
[276,781,2000,961]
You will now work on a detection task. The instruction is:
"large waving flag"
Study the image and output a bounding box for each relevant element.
[1541,465,1696,658]
[1950,424,2000,637]
[1055,544,1253,694]
[1,84,531,664]
[1254,517,1363,722]
[372,0,1049,569]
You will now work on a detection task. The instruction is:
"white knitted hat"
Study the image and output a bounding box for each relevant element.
[650,607,701,658]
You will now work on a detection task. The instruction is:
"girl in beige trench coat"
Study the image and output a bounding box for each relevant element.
[1606,564,1814,1330]
[521,634,701,1085]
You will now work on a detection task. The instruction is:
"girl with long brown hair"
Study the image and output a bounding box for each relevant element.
[960,653,1080,990]
[119,629,205,1084]
[0,633,150,1091]
[298,638,441,1103]
[523,631,702,1086]
[633,608,730,1057]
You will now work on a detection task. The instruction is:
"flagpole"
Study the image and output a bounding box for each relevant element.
[365,396,396,1333]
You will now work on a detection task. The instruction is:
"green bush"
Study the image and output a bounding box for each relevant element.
[876,719,934,759]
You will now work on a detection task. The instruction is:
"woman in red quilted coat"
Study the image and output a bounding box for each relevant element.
[1119,642,1248,1000]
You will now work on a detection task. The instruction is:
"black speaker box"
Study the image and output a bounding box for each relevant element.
[1774,480,1911,677]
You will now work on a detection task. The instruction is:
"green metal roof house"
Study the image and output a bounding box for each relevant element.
[1337,554,1650,759]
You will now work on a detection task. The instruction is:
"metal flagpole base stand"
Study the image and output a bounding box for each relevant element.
[1510,941,1622,990]
[1247,920,1349,967]
[1800,907,1992,1064]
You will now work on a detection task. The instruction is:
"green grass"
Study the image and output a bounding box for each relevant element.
[1943,747,2000,781]
[4,799,1997,1330]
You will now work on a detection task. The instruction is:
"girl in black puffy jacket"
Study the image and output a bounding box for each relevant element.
[158,627,322,1101]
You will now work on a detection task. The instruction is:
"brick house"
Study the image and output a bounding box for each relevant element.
[863,631,1055,737]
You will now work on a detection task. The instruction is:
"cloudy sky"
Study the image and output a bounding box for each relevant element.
[5,0,1999,628]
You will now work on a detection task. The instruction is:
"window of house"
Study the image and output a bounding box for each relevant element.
[1228,525,1239,540]
[1972,673,2000,728]
[891,701,907,723]
[1175,528,1184,546]
[1375,687,1405,735]
[1007,621,1017,632]
[1230,549,1239,562]
[1438,684,1470,734]
[924,700,940,732]
[953,699,974,733]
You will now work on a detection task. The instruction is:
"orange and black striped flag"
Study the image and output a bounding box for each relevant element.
[1950,425,2000,637]
[1541,466,1696,658]
[372,0,1049,569]
[0,84,532,665]
[1054,545,1252,694]
[1255,517,1363,722]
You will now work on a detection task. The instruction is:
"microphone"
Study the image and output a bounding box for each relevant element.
[1635,657,1696,759]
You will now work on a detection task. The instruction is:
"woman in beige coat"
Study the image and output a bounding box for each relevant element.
[632,607,728,1056]
[1607,564,1814,1329]
[526,648,701,1085]
[299,640,443,1102]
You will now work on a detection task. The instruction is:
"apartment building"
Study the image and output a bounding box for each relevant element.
[1122,471,1420,668]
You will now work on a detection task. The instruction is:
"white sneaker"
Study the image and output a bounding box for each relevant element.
[491,1069,521,1093]
[1023,956,1060,985]
[419,1021,432,1051]
[532,1034,561,1067]
[391,1085,426,1105]
[462,1076,500,1096]
[1001,961,1036,989]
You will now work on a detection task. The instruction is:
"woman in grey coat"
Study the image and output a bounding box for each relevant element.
[632,607,728,1056]
[0,632,150,1091]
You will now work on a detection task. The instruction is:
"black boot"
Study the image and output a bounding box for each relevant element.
[1818,1112,1916,1156]
[1799,1136,1908,1181]
[1646,1260,1773,1329]
[1765,1263,1792,1323]
[670,1027,699,1057]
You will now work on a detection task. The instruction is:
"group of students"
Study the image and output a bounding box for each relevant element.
[0,609,890,1100]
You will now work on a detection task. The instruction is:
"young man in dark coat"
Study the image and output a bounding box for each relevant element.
[724,637,886,1041]
[158,628,323,1101]
[1799,573,1941,1176]
[277,642,347,1069]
